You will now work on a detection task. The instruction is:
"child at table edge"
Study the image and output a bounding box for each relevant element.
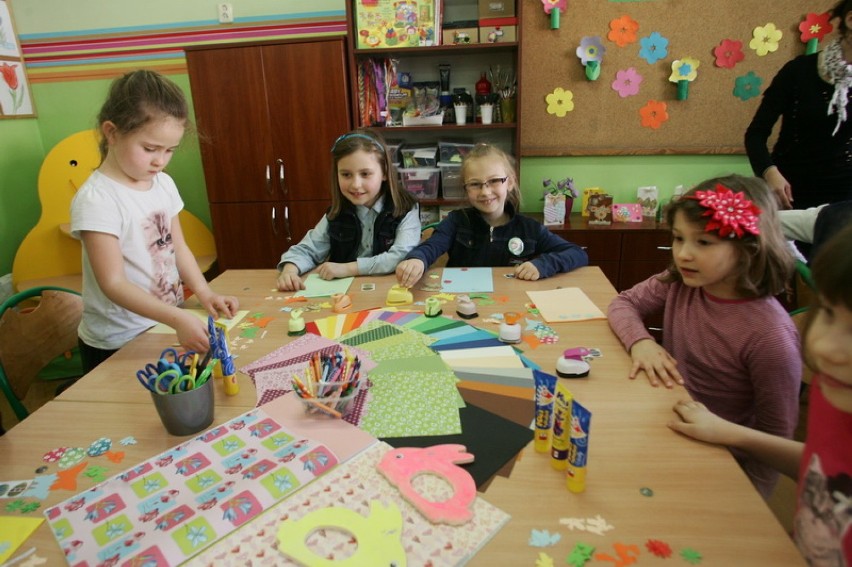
[669,223,852,565]
[395,143,588,287]
[70,70,238,372]
[277,129,420,291]
[607,174,801,499]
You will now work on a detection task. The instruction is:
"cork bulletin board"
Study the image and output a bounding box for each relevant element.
[520,0,836,156]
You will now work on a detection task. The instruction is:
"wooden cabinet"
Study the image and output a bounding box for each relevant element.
[344,2,522,207]
[185,38,352,269]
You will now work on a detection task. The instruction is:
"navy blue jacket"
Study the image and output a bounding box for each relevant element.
[327,195,405,263]
[405,204,588,278]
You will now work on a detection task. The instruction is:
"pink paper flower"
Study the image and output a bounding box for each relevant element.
[713,39,745,69]
[541,0,567,15]
[612,67,642,98]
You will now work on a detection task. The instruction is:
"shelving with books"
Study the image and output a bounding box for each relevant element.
[345,0,522,219]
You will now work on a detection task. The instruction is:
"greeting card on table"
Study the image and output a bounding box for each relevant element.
[294,274,354,298]
[44,396,376,567]
[525,288,607,322]
[581,187,605,217]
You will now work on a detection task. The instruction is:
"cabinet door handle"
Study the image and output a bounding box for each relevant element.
[283,205,292,241]
[580,246,589,250]
[656,246,672,251]
[277,158,286,196]
[271,205,279,237]
[265,165,272,196]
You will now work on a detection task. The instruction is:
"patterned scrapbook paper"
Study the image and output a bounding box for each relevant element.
[42,404,372,567]
[185,442,510,566]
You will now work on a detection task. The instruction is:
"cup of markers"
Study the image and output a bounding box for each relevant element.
[293,351,364,419]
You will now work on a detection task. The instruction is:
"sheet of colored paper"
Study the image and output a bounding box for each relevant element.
[0,516,43,563]
[44,399,376,567]
[525,287,606,322]
[441,267,494,293]
[294,274,354,298]
[147,309,249,334]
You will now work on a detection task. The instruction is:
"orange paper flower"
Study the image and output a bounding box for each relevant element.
[607,15,639,47]
[639,100,668,130]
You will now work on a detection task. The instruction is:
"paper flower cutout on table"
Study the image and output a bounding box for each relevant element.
[546,88,574,117]
[567,543,596,567]
[542,0,567,29]
[529,529,562,547]
[713,39,745,69]
[612,67,642,97]
[577,36,606,80]
[800,12,833,54]
[646,539,673,558]
[749,23,783,56]
[680,548,703,564]
[638,32,668,64]
[733,71,763,101]
[535,552,555,567]
[639,100,668,129]
[607,15,639,47]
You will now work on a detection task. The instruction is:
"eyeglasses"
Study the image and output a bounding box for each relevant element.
[463,177,508,192]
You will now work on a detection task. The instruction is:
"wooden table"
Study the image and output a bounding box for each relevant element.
[0,267,805,565]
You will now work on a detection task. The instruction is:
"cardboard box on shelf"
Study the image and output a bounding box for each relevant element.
[478,0,515,19]
[480,24,515,42]
[442,27,479,44]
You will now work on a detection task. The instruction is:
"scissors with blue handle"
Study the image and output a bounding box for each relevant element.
[157,348,195,374]
[137,368,196,394]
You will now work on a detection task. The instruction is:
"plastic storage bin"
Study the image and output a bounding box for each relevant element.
[438,140,475,163]
[438,161,465,199]
[400,167,440,199]
[400,145,438,168]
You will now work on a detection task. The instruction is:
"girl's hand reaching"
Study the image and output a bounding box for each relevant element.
[173,310,213,353]
[628,339,684,388]
[395,258,425,288]
[316,261,355,280]
[277,265,304,291]
[668,400,737,445]
[514,261,541,281]
[198,292,239,320]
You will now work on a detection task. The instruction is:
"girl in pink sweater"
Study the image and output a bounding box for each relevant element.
[608,175,800,497]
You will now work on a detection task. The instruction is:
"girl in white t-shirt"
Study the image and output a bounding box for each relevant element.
[71,70,238,372]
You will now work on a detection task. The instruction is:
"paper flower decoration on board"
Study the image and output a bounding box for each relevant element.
[546,88,574,117]
[733,71,763,101]
[638,32,668,64]
[800,12,833,54]
[612,67,643,98]
[750,23,783,56]
[577,36,605,80]
[670,57,699,100]
[639,100,668,129]
[713,39,745,69]
[542,0,567,29]
[607,15,639,47]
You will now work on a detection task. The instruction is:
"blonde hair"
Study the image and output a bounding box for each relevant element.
[327,128,416,219]
[461,143,521,211]
[661,174,795,298]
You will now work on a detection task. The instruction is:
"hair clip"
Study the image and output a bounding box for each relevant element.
[331,133,384,153]
[686,184,761,238]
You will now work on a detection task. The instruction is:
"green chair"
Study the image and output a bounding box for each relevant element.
[790,259,815,317]
[0,286,83,422]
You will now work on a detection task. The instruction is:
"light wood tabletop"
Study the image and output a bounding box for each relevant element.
[0,267,805,565]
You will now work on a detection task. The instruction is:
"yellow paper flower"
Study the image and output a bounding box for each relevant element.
[749,23,783,56]
[669,57,700,82]
[546,88,574,117]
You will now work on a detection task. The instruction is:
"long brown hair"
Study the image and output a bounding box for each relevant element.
[327,128,416,219]
[660,174,794,298]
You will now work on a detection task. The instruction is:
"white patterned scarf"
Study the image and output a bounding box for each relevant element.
[822,38,852,135]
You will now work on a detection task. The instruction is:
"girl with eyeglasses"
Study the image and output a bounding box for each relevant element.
[396,143,588,287]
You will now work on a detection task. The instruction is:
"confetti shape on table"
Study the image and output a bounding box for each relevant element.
[42,447,66,463]
[567,542,596,567]
[639,100,668,130]
[535,551,555,567]
[670,57,699,100]
[607,15,639,47]
[276,500,406,566]
[713,39,744,69]
[528,528,561,547]
[57,448,86,470]
[646,538,673,558]
[20,553,48,567]
[119,436,137,446]
[4,500,39,514]
[86,437,111,457]
[612,67,642,98]
[21,475,56,500]
[749,23,782,56]
[546,87,574,117]
[49,461,88,491]
[577,36,605,80]
[800,12,832,54]
[595,542,640,565]
[525,288,605,323]
[377,444,475,525]
[638,31,668,64]
[0,516,43,563]
[681,547,703,564]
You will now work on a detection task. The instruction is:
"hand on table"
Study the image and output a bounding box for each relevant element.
[395,259,425,288]
[316,261,354,280]
[174,310,213,353]
[514,261,541,281]
[668,399,734,445]
[277,265,304,291]
[628,339,684,388]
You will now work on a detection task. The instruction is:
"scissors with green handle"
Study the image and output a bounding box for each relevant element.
[139,368,197,395]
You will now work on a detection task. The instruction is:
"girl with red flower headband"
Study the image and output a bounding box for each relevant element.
[608,174,800,499]
[669,223,852,565]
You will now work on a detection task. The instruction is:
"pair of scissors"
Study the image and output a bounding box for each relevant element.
[157,348,195,374]
[152,369,197,395]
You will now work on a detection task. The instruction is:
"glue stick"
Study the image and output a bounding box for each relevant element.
[566,399,592,493]
[533,370,557,453]
[549,382,573,470]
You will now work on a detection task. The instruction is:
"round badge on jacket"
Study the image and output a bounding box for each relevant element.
[508,237,524,256]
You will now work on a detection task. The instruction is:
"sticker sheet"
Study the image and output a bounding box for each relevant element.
[186,442,510,566]
[43,401,374,567]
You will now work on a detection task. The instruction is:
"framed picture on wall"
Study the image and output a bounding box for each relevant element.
[0,0,36,118]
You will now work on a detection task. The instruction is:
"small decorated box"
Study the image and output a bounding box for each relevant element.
[587,194,613,225]
[637,186,659,219]
[581,187,605,217]
[612,203,644,223]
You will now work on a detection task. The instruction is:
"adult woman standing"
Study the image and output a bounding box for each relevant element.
[745,0,852,210]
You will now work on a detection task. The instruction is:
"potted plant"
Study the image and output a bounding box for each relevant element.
[542,177,578,225]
